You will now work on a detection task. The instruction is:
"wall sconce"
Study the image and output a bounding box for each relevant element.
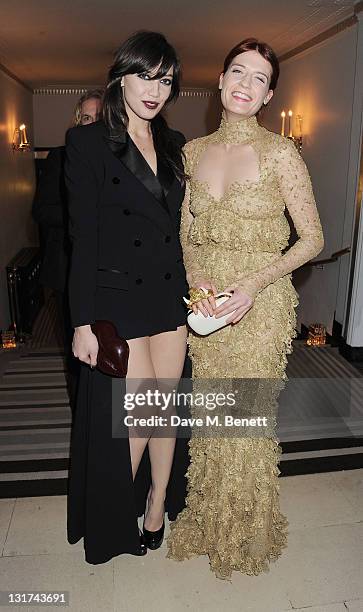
[306,323,326,347]
[12,124,31,151]
[280,110,303,154]
[1,330,17,349]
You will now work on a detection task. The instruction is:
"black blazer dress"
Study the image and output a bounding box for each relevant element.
[65,120,190,565]
[65,119,188,339]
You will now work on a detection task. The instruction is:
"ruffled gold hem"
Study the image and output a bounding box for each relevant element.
[166,437,288,581]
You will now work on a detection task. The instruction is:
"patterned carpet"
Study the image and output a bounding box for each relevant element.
[0,293,362,497]
[0,347,70,497]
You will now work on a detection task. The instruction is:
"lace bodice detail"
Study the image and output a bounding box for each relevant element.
[180,114,324,300]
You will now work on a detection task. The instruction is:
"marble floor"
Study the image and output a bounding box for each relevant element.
[0,469,362,612]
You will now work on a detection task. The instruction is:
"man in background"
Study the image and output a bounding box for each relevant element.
[32,89,103,412]
[73,90,103,126]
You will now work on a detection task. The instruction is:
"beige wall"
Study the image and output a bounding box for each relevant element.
[165,92,221,140]
[263,24,358,334]
[0,69,36,331]
[33,92,220,147]
[33,91,88,147]
[33,89,221,147]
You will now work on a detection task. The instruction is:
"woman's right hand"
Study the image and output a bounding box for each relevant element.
[72,325,99,367]
[189,279,218,317]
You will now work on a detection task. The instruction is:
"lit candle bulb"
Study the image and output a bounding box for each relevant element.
[19,124,29,147]
[288,110,293,137]
[281,111,286,136]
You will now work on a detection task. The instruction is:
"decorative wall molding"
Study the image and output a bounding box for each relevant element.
[0,62,32,92]
[306,0,353,7]
[180,89,217,98]
[33,88,90,95]
[279,13,357,62]
[33,87,217,97]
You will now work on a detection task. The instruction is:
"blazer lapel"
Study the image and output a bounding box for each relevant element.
[105,126,173,214]
[157,156,175,200]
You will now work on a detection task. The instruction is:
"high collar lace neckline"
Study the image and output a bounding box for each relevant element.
[216,112,260,144]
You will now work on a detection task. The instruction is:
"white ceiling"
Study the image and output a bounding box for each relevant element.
[0,0,358,89]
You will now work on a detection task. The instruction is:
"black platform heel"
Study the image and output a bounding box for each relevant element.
[142,520,165,550]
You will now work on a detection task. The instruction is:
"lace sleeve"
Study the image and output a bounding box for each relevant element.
[180,182,207,286]
[232,138,324,300]
[180,143,207,286]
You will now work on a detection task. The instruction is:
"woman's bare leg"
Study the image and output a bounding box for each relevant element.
[126,336,155,479]
[144,325,188,530]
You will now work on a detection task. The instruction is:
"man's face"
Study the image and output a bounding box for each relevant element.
[80,97,102,125]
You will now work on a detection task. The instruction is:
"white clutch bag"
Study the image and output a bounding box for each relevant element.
[183,288,236,336]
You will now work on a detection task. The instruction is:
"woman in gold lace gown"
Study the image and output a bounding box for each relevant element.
[167,38,324,580]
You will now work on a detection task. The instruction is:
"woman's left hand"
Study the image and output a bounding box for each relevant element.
[214,286,254,324]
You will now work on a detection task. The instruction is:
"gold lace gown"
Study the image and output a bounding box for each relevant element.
[166,114,324,580]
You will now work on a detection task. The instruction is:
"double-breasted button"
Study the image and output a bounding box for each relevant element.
[134,239,141,247]
[112,177,120,184]
[164,272,171,280]
[164,235,171,243]
[123,209,130,215]
[136,278,143,285]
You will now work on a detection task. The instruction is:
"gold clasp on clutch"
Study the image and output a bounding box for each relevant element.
[183,286,214,309]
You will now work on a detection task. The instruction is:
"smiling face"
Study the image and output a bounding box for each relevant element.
[121,65,174,122]
[219,50,274,120]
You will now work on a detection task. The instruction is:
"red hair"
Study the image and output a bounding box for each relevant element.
[223,37,279,90]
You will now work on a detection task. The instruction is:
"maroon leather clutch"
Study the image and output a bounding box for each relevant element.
[91,320,129,378]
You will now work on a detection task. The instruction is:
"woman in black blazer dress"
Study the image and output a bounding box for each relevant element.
[65,31,189,563]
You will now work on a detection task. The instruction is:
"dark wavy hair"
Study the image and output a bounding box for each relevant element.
[103,30,186,183]
[223,37,280,115]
